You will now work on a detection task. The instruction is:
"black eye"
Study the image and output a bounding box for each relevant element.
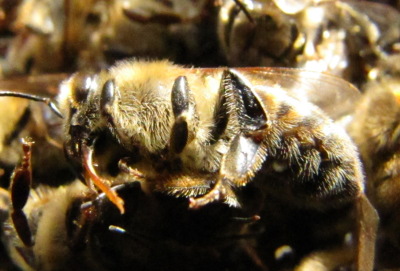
[73,75,94,103]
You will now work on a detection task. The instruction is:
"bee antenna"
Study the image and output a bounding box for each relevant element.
[0,91,64,118]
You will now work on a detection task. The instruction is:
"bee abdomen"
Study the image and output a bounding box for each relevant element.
[260,117,362,207]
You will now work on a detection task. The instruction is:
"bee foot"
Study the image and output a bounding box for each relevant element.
[118,159,145,179]
[188,185,225,209]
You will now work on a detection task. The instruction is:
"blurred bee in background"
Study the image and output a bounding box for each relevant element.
[0,0,21,31]
[346,54,400,269]
[1,0,223,77]
[218,0,302,67]
[3,0,400,80]
[0,60,378,270]
[0,74,74,189]
[218,0,400,87]
[369,0,400,11]
[0,0,20,66]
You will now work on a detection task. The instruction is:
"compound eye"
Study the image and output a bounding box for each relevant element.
[73,74,95,103]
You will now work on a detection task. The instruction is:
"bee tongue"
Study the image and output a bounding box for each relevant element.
[82,143,125,214]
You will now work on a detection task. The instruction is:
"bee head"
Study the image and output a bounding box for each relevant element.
[59,72,114,163]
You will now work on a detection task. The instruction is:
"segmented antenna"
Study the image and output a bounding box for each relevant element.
[0,91,63,118]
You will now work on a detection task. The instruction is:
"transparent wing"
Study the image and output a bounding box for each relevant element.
[234,67,360,120]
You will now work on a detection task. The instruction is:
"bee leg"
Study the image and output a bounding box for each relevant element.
[10,138,34,247]
[355,194,378,271]
[210,73,229,143]
[223,69,267,132]
[100,79,115,118]
[189,177,226,209]
[82,143,125,214]
[190,70,267,209]
[118,158,145,179]
[170,76,191,154]
[232,0,255,23]
[189,134,261,209]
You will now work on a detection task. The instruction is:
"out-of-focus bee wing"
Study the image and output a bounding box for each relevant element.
[234,67,360,120]
[0,74,68,97]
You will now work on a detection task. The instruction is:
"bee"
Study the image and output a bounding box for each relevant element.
[0,60,378,270]
[1,0,221,77]
[2,179,267,271]
[1,138,265,271]
[218,0,302,67]
[218,0,400,86]
[52,60,364,211]
[346,73,400,269]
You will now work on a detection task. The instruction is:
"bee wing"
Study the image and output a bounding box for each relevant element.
[235,67,360,120]
[0,73,68,97]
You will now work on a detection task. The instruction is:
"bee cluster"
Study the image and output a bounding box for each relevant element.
[0,0,399,270]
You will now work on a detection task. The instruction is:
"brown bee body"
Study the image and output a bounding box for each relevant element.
[56,60,377,270]
[0,60,378,270]
[55,60,363,209]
